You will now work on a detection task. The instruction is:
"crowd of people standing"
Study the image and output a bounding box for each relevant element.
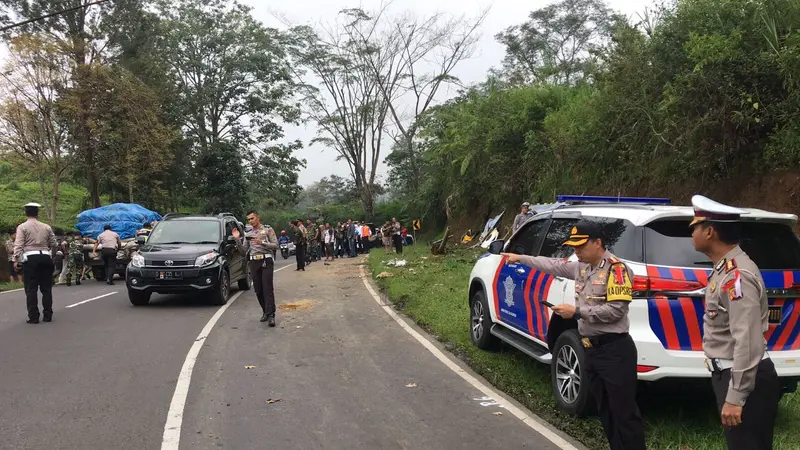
[285,217,408,271]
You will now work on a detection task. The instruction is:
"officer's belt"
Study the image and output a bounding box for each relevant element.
[581,332,628,349]
[705,353,769,372]
[249,253,273,261]
[22,250,51,258]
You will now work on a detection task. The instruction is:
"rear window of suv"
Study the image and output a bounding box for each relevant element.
[644,220,800,270]
[539,217,642,262]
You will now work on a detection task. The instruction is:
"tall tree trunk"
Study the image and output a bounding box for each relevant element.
[128,176,134,203]
[38,176,49,222]
[51,172,61,224]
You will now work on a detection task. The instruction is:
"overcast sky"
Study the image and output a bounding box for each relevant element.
[245,0,649,187]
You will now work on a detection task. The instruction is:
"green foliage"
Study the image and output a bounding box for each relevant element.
[0,181,108,232]
[391,0,800,232]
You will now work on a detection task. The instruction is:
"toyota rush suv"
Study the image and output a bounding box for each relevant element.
[125,213,251,306]
[469,195,800,415]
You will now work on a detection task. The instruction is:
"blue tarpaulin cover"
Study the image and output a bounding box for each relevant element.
[75,203,162,240]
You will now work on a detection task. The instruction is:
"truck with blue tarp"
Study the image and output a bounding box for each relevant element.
[76,203,162,281]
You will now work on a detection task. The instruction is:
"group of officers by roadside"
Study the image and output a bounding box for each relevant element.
[502,195,779,450]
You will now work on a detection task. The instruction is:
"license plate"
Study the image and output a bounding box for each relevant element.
[769,305,782,325]
[158,271,182,280]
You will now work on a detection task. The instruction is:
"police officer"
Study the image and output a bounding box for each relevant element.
[689,195,779,449]
[13,202,57,324]
[237,210,278,326]
[65,231,85,286]
[512,202,532,234]
[291,220,306,271]
[502,220,645,450]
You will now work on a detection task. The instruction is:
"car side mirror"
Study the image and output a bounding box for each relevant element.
[488,240,505,255]
[136,236,146,246]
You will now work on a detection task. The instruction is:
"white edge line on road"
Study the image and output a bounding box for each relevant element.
[359,265,579,450]
[161,263,292,450]
[0,288,24,294]
[65,291,117,308]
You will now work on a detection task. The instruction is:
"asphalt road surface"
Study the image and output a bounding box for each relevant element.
[0,256,578,450]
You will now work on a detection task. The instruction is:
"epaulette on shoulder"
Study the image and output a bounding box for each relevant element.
[607,255,621,265]
[725,258,738,273]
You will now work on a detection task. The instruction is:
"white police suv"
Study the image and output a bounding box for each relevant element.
[469,195,800,415]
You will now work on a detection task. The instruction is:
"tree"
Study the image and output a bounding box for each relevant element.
[347,6,487,194]
[156,0,302,212]
[245,140,306,209]
[291,14,391,216]
[77,65,178,204]
[496,0,617,85]
[157,0,298,153]
[0,34,70,223]
[0,0,150,207]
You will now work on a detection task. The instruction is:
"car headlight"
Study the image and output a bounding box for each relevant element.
[194,251,218,267]
[131,253,145,267]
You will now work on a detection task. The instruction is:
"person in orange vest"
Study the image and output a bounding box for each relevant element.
[360,222,372,254]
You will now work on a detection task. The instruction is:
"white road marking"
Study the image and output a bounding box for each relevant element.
[359,265,580,450]
[65,292,117,308]
[161,263,291,450]
[0,288,24,294]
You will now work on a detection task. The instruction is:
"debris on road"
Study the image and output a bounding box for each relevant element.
[266,398,281,404]
[376,272,394,278]
[493,412,503,416]
[278,300,313,311]
[405,383,417,388]
[244,365,256,369]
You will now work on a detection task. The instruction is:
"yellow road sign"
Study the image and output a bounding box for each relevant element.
[412,219,421,231]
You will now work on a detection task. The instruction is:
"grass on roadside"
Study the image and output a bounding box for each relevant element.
[368,244,800,450]
[0,281,24,292]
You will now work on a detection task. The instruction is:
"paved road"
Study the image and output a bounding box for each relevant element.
[0,256,574,450]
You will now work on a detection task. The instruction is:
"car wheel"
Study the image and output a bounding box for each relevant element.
[128,290,151,306]
[551,330,592,416]
[470,290,499,350]
[211,269,230,306]
[237,270,252,291]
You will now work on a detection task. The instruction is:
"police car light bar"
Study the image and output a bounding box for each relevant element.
[556,195,671,205]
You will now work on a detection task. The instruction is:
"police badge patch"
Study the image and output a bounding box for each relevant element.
[503,276,516,307]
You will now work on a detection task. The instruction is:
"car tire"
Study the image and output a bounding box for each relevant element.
[238,270,252,291]
[470,290,500,350]
[551,330,593,416]
[210,269,230,306]
[128,290,151,306]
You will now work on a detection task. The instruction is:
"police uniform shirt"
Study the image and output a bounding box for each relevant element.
[246,224,277,256]
[13,218,56,263]
[96,229,121,250]
[703,246,768,406]
[518,250,633,337]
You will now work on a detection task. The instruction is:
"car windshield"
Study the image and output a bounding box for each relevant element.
[147,220,220,245]
[645,219,800,270]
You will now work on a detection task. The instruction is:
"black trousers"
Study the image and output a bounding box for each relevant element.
[295,241,306,270]
[393,234,403,254]
[23,254,54,319]
[248,258,275,317]
[711,359,780,450]
[101,248,117,282]
[586,334,646,450]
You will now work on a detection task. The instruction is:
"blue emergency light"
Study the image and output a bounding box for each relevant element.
[556,195,671,205]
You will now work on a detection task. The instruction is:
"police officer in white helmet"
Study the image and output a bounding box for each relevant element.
[12,203,57,324]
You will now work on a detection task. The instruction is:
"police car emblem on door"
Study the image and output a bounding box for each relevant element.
[503,276,516,307]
